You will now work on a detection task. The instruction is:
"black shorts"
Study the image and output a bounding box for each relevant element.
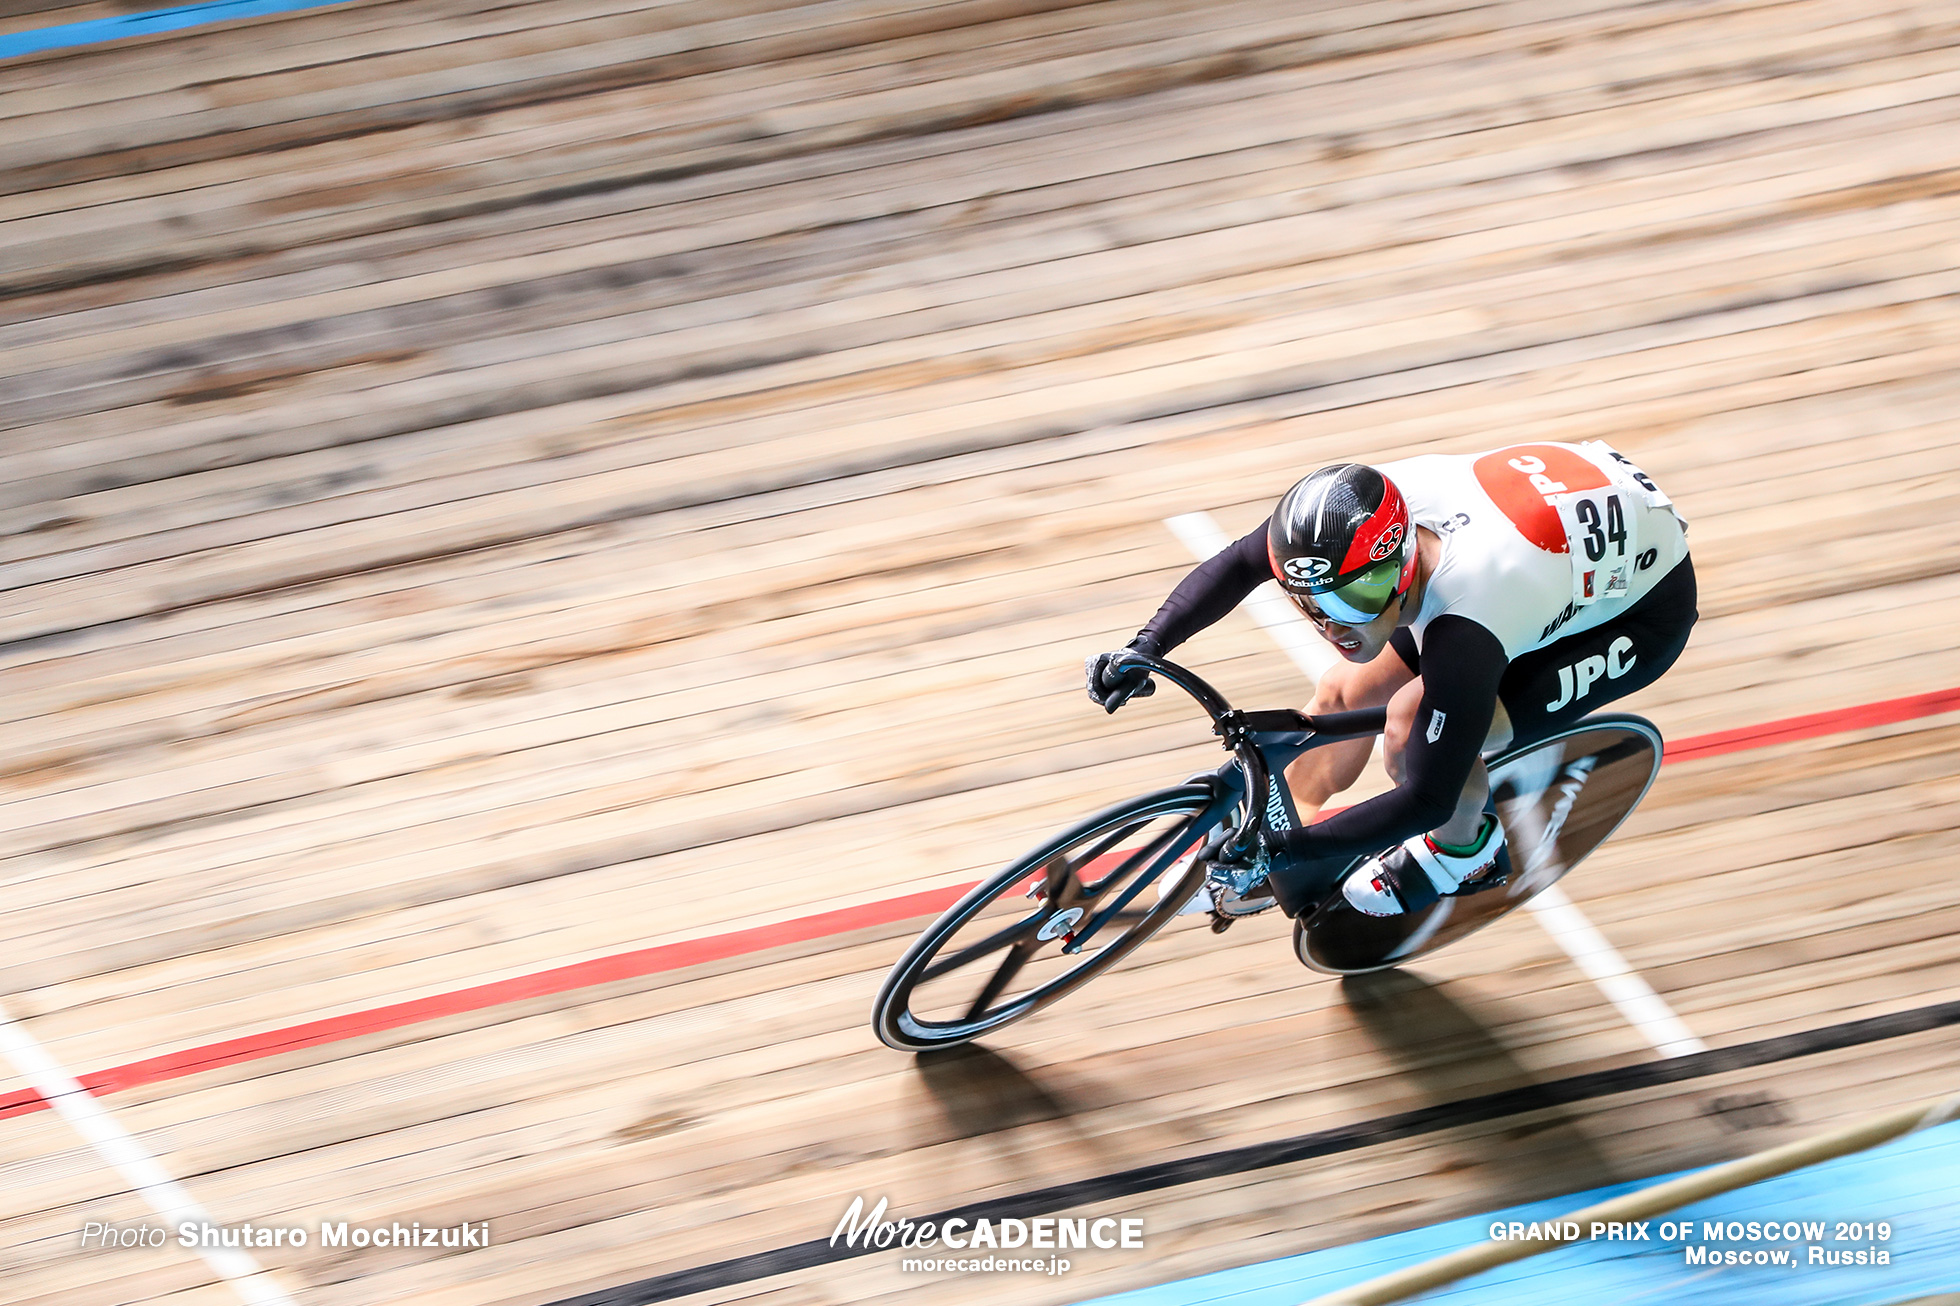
[1391,555,1697,746]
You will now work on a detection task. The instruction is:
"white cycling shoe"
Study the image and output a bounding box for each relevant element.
[1341,815,1507,917]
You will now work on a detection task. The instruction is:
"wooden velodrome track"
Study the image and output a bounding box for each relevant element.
[3,0,1960,1301]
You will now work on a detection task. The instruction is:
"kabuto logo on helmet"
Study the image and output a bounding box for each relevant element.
[1282,556,1333,582]
[1368,522,1406,562]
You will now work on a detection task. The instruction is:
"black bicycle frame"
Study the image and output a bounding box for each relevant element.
[1057,653,1384,954]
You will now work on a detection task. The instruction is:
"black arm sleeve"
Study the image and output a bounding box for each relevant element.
[1280,615,1509,860]
[1131,521,1275,657]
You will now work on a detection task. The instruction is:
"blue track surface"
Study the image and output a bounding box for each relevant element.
[0,0,346,61]
[1076,1121,1960,1306]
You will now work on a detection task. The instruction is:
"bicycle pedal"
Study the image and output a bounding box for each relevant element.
[1208,911,1235,934]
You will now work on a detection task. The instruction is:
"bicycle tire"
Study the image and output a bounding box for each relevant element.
[1295,713,1664,975]
[873,783,1221,1052]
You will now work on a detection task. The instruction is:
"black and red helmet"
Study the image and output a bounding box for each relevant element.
[1267,464,1418,625]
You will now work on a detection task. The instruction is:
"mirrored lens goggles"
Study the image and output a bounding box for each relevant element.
[1301,557,1404,626]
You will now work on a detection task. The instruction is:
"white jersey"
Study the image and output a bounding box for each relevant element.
[1379,441,1689,660]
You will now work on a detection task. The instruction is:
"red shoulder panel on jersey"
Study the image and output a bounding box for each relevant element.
[1473,444,1610,553]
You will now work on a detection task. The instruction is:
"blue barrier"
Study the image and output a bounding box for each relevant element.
[1,0,349,61]
[1076,1120,1960,1306]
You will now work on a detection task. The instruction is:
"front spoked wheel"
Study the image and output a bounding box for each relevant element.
[873,785,1223,1052]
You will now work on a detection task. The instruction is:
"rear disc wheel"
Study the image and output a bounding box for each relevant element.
[1295,714,1664,975]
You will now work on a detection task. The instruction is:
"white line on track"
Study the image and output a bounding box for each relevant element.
[1524,886,1708,1056]
[0,999,297,1306]
[1163,510,1706,1058]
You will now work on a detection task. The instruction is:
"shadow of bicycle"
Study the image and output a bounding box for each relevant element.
[1340,968,1621,1194]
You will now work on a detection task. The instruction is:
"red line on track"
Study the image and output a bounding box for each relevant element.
[0,883,969,1121]
[1660,685,1960,761]
[2,686,1954,1122]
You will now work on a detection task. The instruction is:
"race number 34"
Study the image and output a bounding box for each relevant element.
[1572,494,1627,564]
[1554,485,1636,604]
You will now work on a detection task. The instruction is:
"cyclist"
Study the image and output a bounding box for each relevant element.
[1086,442,1696,920]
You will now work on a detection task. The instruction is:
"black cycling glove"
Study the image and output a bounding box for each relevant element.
[1084,640,1158,713]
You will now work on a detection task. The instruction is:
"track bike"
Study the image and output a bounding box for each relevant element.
[871,652,1663,1052]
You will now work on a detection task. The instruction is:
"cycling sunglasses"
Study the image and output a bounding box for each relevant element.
[1296,556,1406,627]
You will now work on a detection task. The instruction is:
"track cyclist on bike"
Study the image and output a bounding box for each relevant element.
[1086,442,1697,923]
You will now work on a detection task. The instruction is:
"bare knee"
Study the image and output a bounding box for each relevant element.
[1485,699,1515,754]
[1302,655,1416,795]
[1310,654,1408,715]
[1309,661,1369,714]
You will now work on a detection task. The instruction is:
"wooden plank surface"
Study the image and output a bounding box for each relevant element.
[2,0,1958,1302]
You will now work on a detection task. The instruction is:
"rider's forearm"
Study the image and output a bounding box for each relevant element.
[1278,785,1459,861]
[1278,615,1506,859]
[1132,522,1273,656]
